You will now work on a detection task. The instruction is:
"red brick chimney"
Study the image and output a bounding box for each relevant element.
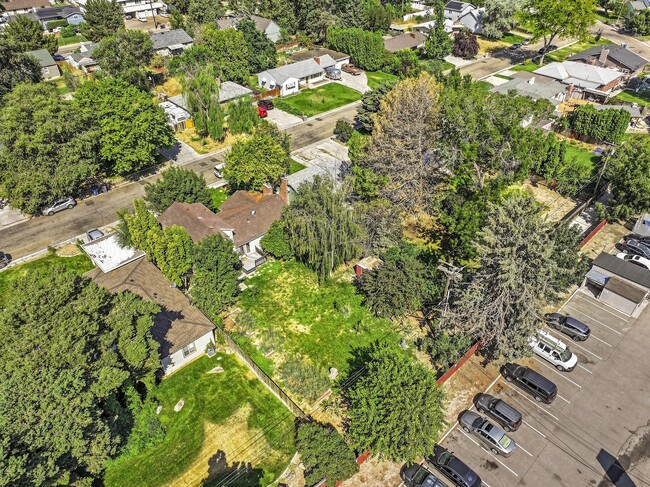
[262,183,273,196]
[567,83,574,99]
[279,177,288,204]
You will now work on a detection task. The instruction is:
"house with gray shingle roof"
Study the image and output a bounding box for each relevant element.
[66,42,99,73]
[257,59,325,96]
[533,61,625,102]
[25,49,60,80]
[490,72,568,108]
[568,44,648,77]
[383,32,427,53]
[167,81,253,110]
[150,29,193,57]
[217,14,281,42]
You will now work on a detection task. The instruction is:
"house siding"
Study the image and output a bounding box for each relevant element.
[67,13,85,25]
[161,331,214,375]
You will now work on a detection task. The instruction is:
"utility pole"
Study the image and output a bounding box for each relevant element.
[594,142,616,197]
[149,0,158,29]
[436,261,463,329]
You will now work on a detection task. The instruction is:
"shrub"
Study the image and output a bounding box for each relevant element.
[123,385,165,456]
[334,120,354,143]
[60,25,76,38]
[555,155,594,196]
[46,19,69,30]
[452,30,479,59]
[260,219,293,259]
[419,328,473,375]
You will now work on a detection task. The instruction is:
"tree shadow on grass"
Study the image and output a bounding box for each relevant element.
[202,450,264,487]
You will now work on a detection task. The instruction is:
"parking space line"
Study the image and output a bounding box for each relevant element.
[577,364,592,373]
[573,292,632,322]
[589,333,613,347]
[564,305,624,336]
[564,336,603,360]
[533,357,582,388]
[438,421,458,443]
[523,420,547,438]
[458,430,519,477]
[557,394,570,404]
[502,382,559,420]
[517,442,533,457]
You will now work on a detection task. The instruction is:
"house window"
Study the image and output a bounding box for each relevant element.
[182,342,197,358]
[286,82,296,90]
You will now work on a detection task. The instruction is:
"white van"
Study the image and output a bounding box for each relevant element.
[136,11,147,22]
[529,330,577,371]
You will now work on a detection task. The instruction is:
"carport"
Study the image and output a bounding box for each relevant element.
[584,252,650,316]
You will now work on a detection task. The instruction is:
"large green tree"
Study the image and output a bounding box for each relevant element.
[144,167,212,213]
[627,10,650,35]
[519,0,596,63]
[74,77,174,175]
[356,80,396,133]
[605,136,650,220]
[238,18,277,72]
[4,15,57,54]
[0,267,160,486]
[201,25,250,84]
[191,234,241,318]
[345,342,445,462]
[569,104,630,144]
[481,0,519,39]
[0,83,100,214]
[296,422,359,485]
[92,29,154,81]
[424,1,452,60]
[82,0,125,42]
[181,63,226,141]
[325,26,386,71]
[187,0,224,24]
[223,131,289,190]
[0,38,41,100]
[282,176,363,282]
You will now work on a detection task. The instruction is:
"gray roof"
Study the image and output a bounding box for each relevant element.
[25,48,56,68]
[491,75,566,105]
[168,81,252,109]
[288,48,349,63]
[383,32,427,53]
[568,44,648,73]
[216,14,276,32]
[150,29,193,50]
[593,103,642,118]
[287,159,346,192]
[592,252,650,289]
[259,59,324,84]
[445,1,473,11]
[534,61,623,91]
[250,14,274,31]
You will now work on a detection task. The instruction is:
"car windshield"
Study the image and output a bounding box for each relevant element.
[560,349,572,361]
[413,469,429,483]
[498,434,512,449]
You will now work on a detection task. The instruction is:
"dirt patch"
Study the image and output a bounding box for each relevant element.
[514,180,577,223]
[154,77,183,98]
[56,243,82,257]
[341,456,402,487]
[580,219,631,260]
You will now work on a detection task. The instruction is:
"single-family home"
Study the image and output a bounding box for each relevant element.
[624,0,650,19]
[159,179,288,273]
[286,162,347,200]
[568,44,648,78]
[167,81,253,110]
[288,48,350,70]
[66,42,100,73]
[217,14,282,43]
[490,72,568,108]
[443,1,484,33]
[413,18,454,34]
[257,59,325,96]
[32,5,84,26]
[532,61,625,102]
[383,32,427,53]
[159,100,191,131]
[75,0,164,18]
[25,48,60,79]
[1,0,50,16]
[150,28,194,57]
[444,1,474,21]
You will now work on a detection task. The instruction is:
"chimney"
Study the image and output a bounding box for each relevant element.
[262,183,273,196]
[599,48,609,65]
[279,177,288,204]
[528,76,535,85]
[314,57,320,64]
[567,83,574,99]
[410,33,416,39]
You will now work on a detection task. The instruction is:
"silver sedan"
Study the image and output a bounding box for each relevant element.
[459,410,517,457]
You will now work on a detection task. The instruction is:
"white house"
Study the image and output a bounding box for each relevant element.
[257,59,325,96]
[150,29,193,57]
[66,41,100,73]
[75,0,164,18]
[443,0,484,33]
[444,0,474,21]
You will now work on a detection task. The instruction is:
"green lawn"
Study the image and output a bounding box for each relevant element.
[288,159,306,174]
[511,60,540,72]
[612,89,650,107]
[420,58,455,74]
[498,33,527,45]
[564,144,601,166]
[103,354,295,487]
[366,70,398,90]
[475,80,493,92]
[545,38,614,63]
[57,34,87,46]
[493,73,511,80]
[0,253,94,306]
[235,260,402,403]
[209,187,229,209]
[273,83,362,118]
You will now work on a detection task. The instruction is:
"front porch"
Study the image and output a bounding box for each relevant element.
[240,251,267,274]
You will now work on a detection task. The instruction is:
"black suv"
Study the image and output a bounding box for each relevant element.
[427,445,481,487]
[0,252,10,270]
[545,313,590,341]
[258,99,274,110]
[621,239,650,259]
[474,393,522,432]
[402,464,448,487]
[501,363,557,404]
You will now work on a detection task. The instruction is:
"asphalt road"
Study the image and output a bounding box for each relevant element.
[0,103,359,260]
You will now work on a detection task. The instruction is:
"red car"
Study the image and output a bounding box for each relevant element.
[257,106,268,118]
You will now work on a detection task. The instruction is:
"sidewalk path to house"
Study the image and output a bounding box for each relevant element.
[0,103,360,261]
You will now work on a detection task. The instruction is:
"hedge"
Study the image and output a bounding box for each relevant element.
[46,19,69,30]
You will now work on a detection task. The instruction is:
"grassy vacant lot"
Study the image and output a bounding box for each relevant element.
[0,253,94,306]
[564,143,601,166]
[57,34,87,46]
[366,71,398,90]
[235,260,401,403]
[613,89,650,107]
[273,83,362,118]
[545,38,613,63]
[104,354,295,487]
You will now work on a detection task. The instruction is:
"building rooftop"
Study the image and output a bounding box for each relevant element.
[383,32,427,53]
[445,1,474,11]
[604,276,648,303]
[288,48,349,63]
[86,258,215,357]
[216,14,276,32]
[533,61,623,91]
[2,0,50,11]
[168,81,252,108]
[82,233,146,273]
[490,74,566,105]
[32,5,81,19]
[568,44,648,73]
[592,252,650,289]
[24,48,57,68]
[259,59,324,84]
[150,29,193,50]
[592,103,642,118]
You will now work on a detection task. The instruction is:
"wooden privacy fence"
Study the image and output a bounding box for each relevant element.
[580,218,608,248]
[435,340,482,385]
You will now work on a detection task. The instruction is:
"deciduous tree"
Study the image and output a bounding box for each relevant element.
[224,132,289,190]
[296,422,359,485]
[181,63,226,141]
[238,18,277,72]
[452,29,479,59]
[93,29,154,81]
[570,104,630,143]
[481,0,519,39]
[144,167,213,213]
[227,96,259,135]
[200,25,250,84]
[82,0,124,42]
[187,0,223,24]
[0,38,41,100]
[345,342,445,462]
[325,26,387,71]
[605,136,650,219]
[424,1,452,60]
[261,219,294,259]
[4,15,57,54]
[627,9,650,35]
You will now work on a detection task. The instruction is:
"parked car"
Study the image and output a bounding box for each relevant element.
[529,330,578,372]
[616,252,650,270]
[52,26,63,33]
[325,66,342,80]
[544,313,590,341]
[522,38,531,45]
[623,233,650,245]
[136,12,147,22]
[459,411,516,457]
[620,239,650,259]
[427,445,482,487]
[510,43,521,50]
[258,99,274,110]
[501,363,557,403]
[125,14,133,19]
[53,54,65,61]
[213,163,225,178]
[257,106,268,118]
[342,63,363,75]
[86,228,105,242]
[159,11,170,17]
[474,393,522,432]
[42,197,76,216]
[402,464,448,487]
[0,252,11,270]
[538,44,558,54]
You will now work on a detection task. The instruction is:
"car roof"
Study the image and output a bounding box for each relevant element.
[447,457,479,484]
[522,368,557,392]
[564,316,589,331]
[493,399,521,418]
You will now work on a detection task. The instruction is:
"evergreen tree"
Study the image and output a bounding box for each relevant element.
[605,136,650,220]
[82,0,124,42]
[0,39,41,100]
[4,15,58,54]
[424,1,452,60]
[356,80,396,132]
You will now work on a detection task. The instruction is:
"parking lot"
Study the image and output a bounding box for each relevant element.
[437,289,650,487]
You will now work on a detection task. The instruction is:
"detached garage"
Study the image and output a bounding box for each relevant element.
[584,252,650,316]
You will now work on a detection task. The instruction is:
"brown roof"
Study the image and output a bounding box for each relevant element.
[159,191,286,247]
[86,258,215,357]
[288,48,349,63]
[383,32,427,53]
[2,0,50,11]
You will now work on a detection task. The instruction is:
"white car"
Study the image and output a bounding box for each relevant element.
[616,252,650,270]
[529,330,577,371]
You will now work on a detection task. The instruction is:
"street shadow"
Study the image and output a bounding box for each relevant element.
[202,450,264,487]
[597,448,636,487]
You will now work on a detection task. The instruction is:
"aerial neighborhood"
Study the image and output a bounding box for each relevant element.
[3,0,650,486]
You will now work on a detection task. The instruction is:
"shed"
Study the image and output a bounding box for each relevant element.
[354,256,383,277]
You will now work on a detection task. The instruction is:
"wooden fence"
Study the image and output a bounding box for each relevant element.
[580,218,608,248]
[435,340,482,385]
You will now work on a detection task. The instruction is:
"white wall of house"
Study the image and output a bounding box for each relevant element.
[280,77,300,96]
[160,331,214,375]
[66,13,85,24]
[239,236,263,255]
[333,57,350,69]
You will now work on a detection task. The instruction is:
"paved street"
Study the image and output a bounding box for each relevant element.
[0,103,359,261]
[593,21,650,60]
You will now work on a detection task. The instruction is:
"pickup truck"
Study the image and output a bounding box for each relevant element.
[342,63,363,76]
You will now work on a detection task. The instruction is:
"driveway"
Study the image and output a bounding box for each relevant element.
[338,71,370,93]
[159,140,200,165]
[266,107,303,130]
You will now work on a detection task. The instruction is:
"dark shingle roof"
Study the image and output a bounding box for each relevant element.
[383,32,427,53]
[288,48,349,63]
[32,5,81,19]
[568,44,648,73]
[25,48,56,68]
[592,252,650,289]
[150,29,193,50]
[2,0,49,11]
[445,1,472,11]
